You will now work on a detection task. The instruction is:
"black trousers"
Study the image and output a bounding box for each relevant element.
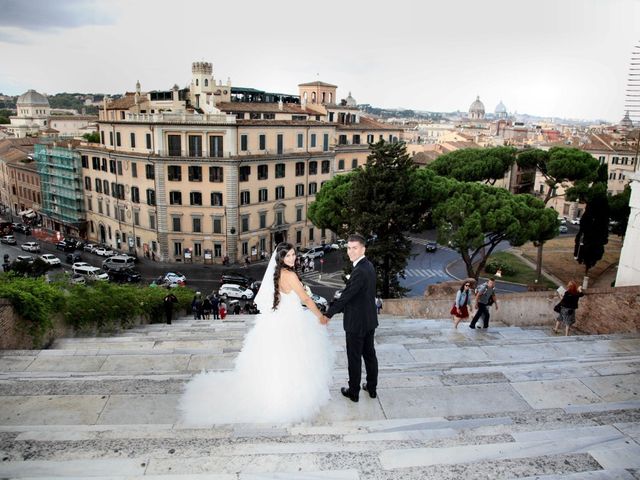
[165,308,173,324]
[346,329,378,394]
[470,303,490,328]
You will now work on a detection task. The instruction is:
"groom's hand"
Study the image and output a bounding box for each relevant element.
[319,315,329,325]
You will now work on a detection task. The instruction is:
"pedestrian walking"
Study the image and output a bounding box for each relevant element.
[553,280,584,336]
[191,292,203,320]
[451,281,473,329]
[219,301,227,320]
[163,288,178,325]
[210,294,220,319]
[202,296,212,320]
[375,297,383,314]
[469,278,498,329]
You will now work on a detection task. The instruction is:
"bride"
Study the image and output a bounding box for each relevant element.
[179,242,335,424]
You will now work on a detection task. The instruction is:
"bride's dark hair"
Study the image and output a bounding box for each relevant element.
[273,242,297,310]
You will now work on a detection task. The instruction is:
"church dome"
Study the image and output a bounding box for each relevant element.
[469,95,485,119]
[17,89,49,106]
[345,91,357,107]
[495,100,506,114]
[620,110,633,130]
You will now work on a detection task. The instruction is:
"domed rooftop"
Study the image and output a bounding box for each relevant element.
[469,95,485,114]
[17,89,49,106]
[345,91,357,107]
[495,100,507,114]
[620,111,633,129]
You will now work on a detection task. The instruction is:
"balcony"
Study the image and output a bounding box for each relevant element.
[122,112,237,125]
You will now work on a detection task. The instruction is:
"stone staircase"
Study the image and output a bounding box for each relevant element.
[1,314,639,479]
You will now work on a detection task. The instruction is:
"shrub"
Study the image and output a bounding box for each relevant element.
[484,260,516,276]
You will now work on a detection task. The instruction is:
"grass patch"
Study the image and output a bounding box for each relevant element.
[484,251,557,289]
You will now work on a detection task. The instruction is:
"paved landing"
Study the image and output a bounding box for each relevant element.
[1,315,639,479]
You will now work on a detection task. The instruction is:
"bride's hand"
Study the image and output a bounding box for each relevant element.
[319,315,329,325]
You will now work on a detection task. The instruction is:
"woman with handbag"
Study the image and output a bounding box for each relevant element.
[553,280,584,336]
[452,281,474,329]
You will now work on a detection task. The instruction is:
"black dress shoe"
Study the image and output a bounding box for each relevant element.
[362,383,377,398]
[341,387,358,402]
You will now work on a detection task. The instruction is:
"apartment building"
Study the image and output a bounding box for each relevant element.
[77,62,401,264]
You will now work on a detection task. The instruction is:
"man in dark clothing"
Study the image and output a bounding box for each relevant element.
[210,294,220,319]
[469,278,498,329]
[163,289,178,324]
[325,234,378,403]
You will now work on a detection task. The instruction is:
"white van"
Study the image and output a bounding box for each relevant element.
[72,264,109,281]
[102,255,135,271]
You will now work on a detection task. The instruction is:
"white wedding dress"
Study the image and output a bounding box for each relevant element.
[179,289,335,425]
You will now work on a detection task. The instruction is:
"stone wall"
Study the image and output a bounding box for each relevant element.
[384,284,640,334]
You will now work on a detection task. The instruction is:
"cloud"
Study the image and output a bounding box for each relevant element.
[0,0,117,31]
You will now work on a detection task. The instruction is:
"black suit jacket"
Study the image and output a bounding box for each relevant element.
[326,257,378,335]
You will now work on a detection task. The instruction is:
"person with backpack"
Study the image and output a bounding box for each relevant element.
[202,296,212,320]
[163,288,178,325]
[469,278,498,329]
[191,292,203,320]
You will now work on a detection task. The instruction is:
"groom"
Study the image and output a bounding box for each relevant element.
[324,234,379,402]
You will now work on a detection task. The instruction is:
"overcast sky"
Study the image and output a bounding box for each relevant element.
[0,0,638,122]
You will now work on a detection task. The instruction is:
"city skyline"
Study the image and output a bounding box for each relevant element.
[0,0,638,123]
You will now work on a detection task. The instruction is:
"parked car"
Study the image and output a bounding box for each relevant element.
[69,273,86,285]
[56,241,77,252]
[570,218,581,225]
[72,264,109,281]
[1,235,17,245]
[300,246,325,259]
[221,272,252,287]
[163,272,186,285]
[425,241,438,252]
[72,262,91,270]
[108,268,141,283]
[66,253,82,264]
[15,255,34,264]
[94,247,116,257]
[12,223,31,235]
[83,243,98,252]
[310,293,328,312]
[40,254,61,266]
[559,225,569,234]
[102,255,136,272]
[219,283,254,300]
[21,241,40,252]
[249,280,262,292]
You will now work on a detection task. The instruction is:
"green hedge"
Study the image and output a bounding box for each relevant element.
[0,273,196,342]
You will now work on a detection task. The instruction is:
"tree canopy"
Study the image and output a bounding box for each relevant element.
[428,146,518,185]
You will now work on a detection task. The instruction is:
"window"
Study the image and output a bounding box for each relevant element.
[100,131,105,145]
[213,217,222,234]
[149,213,156,229]
[190,191,202,206]
[297,133,304,148]
[103,180,109,195]
[240,134,248,151]
[296,206,302,222]
[275,163,285,178]
[109,159,116,173]
[612,157,619,164]
[168,165,182,181]
[131,186,140,203]
[146,133,152,149]
[109,131,113,146]
[192,217,202,233]
[309,182,317,195]
[92,156,100,170]
[321,160,330,173]
[239,166,251,182]
[98,199,103,214]
[146,189,156,205]
[188,135,202,157]
[259,134,266,150]
[309,227,314,242]
[277,134,283,154]
[259,212,266,229]
[352,158,358,169]
[259,188,268,202]
[168,135,181,156]
[295,162,305,176]
[130,132,136,148]
[81,155,88,168]
[209,136,223,157]
[95,178,102,192]
[309,161,317,175]
[174,241,182,255]
[275,186,285,200]
[131,162,137,178]
[209,166,223,182]
[339,134,348,145]
[172,217,181,232]
[188,166,202,182]
[86,198,92,211]
[296,230,302,244]
[169,191,182,205]
[211,192,223,206]
[310,133,317,148]
[296,184,304,196]
[116,183,125,199]
[323,133,329,151]
[214,243,222,256]
[84,176,92,191]
[242,241,248,256]
[241,215,249,233]
[257,164,268,180]
[117,161,123,175]
[194,242,202,256]
[367,134,374,143]
[240,191,250,205]
[145,164,154,179]
[338,159,345,170]
[353,134,361,145]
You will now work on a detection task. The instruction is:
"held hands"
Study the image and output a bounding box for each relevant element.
[319,315,329,325]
